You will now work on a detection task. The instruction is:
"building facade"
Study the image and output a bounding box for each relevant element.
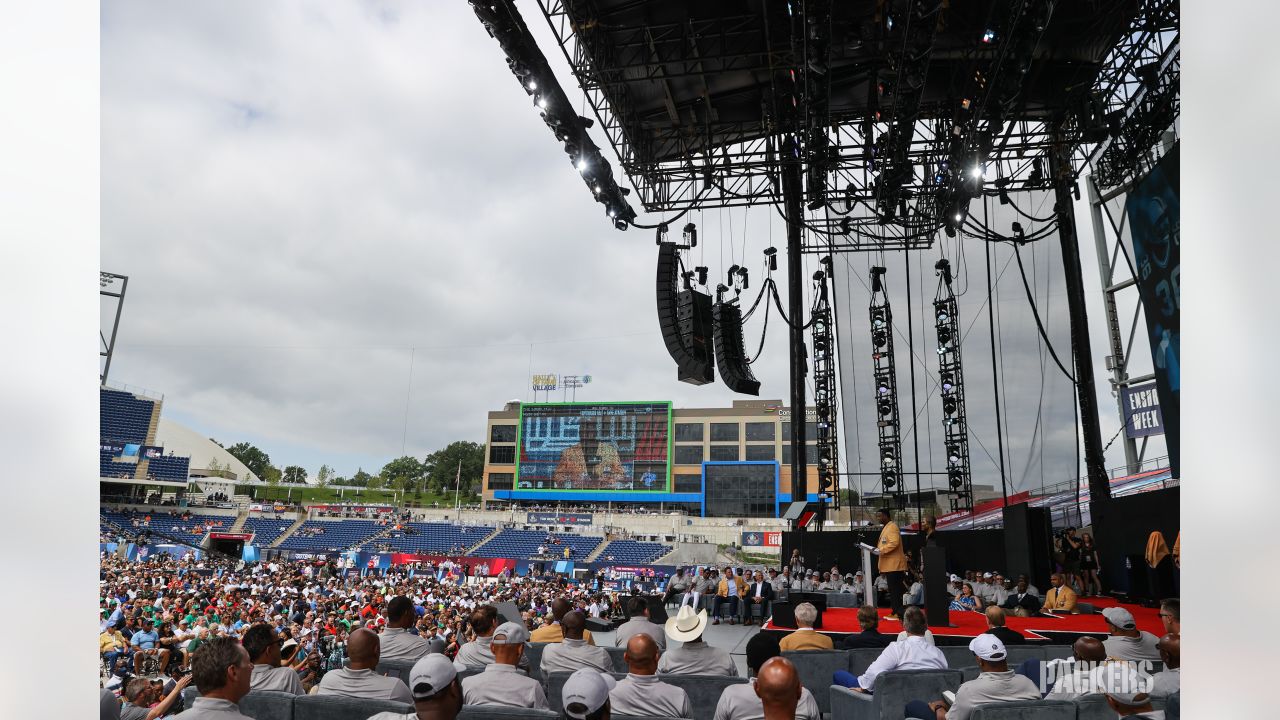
[481,399,823,518]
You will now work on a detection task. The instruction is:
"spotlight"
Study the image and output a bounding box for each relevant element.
[537,97,548,109]
[576,159,587,172]
[935,306,949,324]
[882,471,896,489]
[881,448,896,467]
[877,398,894,416]
[527,80,537,91]
[877,378,891,395]
[947,446,961,464]
[871,308,887,329]
[954,213,963,223]
[943,397,958,415]
[982,29,996,44]
[940,373,955,392]
[873,329,888,348]
[970,165,983,179]
[593,185,601,193]
[949,468,964,489]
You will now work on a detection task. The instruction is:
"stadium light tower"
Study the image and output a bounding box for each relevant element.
[100,272,128,386]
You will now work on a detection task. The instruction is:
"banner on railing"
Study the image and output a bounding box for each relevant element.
[309,504,395,514]
[527,512,594,525]
[741,531,783,547]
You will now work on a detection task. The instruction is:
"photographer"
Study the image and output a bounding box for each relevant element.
[1060,528,1083,593]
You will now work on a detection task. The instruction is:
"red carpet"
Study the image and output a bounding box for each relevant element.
[763,597,1164,642]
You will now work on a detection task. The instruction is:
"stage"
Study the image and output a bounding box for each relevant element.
[761,596,1164,645]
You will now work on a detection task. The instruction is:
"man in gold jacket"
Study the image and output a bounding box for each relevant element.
[876,508,908,621]
[713,567,748,625]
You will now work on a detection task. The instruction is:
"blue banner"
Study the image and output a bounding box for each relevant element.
[1122,382,1164,438]
[527,512,594,525]
[1125,143,1180,475]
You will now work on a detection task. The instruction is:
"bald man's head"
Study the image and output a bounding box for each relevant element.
[346,628,380,669]
[624,634,659,675]
[985,606,1007,628]
[551,598,571,621]
[561,610,586,639]
[1073,636,1106,663]
[1157,633,1179,669]
[754,657,801,720]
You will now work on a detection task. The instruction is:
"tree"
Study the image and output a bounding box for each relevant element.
[380,456,426,495]
[225,442,272,480]
[315,464,334,488]
[282,465,308,484]
[423,441,486,497]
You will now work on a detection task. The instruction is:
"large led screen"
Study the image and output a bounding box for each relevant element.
[516,402,671,491]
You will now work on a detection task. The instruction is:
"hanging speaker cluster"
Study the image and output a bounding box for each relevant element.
[712,302,760,395]
[656,240,714,385]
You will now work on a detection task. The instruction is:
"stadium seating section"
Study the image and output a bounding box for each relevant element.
[472,529,603,560]
[145,455,191,481]
[100,388,155,444]
[381,522,496,554]
[241,516,296,547]
[100,450,137,479]
[275,520,385,552]
[596,539,671,564]
[99,510,231,537]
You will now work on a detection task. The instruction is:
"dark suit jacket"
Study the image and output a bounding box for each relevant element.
[746,581,775,602]
[840,629,894,649]
[983,626,1027,645]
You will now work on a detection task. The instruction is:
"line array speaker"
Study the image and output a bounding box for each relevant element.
[656,242,714,385]
[712,301,760,395]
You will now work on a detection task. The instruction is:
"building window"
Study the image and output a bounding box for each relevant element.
[673,445,704,465]
[745,444,776,462]
[781,421,819,442]
[673,473,702,493]
[710,423,739,442]
[488,473,514,491]
[490,425,517,443]
[489,445,515,465]
[674,423,704,442]
[781,444,820,466]
[745,422,775,442]
[704,463,777,518]
[709,445,740,462]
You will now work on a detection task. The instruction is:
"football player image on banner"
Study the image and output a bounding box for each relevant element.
[517,402,671,491]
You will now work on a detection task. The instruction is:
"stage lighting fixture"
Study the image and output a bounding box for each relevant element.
[695,266,708,286]
[881,448,897,467]
[982,29,996,43]
[877,378,891,395]
[954,213,963,223]
[877,398,894,416]
[577,159,587,172]
[945,225,956,238]
[940,372,955,392]
[882,471,896,489]
[947,445,961,464]
[970,165,983,179]
[537,97,547,109]
[949,468,964,489]
[870,265,905,506]
[764,247,778,271]
[943,397,958,415]
[527,80,537,91]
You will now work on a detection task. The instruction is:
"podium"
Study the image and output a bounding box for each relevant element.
[857,542,877,603]
[921,545,953,627]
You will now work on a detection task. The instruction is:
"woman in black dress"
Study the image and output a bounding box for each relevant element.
[1079,532,1102,596]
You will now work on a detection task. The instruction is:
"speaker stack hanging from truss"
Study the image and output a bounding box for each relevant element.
[933,259,974,511]
[869,266,906,509]
[656,223,714,385]
[811,261,839,510]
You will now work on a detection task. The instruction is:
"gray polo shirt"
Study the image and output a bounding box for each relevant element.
[455,636,496,666]
[946,670,1041,720]
[541,637,613,674]
[614,617,668,650]
[173,697,254,720]
[610,673,691,718]
[1151,667,1180,696]
[250,664,305,695]
[1103,632,1161,662]
[315,667,413,704]
[713,681,820,720]
[656,641,738,676]
[461,663,549,709]
[378,627,433,662]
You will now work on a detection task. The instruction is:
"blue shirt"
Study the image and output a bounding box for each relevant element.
[131,630,159,649]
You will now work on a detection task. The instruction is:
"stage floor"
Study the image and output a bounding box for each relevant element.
[762,596,1164,644]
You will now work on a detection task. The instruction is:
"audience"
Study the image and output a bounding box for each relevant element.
[1040,636,1109,699]
[658,605,737,676]
[744,570,774,626]
[1096,664,1162,719]
[454,606,499,667]
[999,576,1041,616]
[715,567,747,625]
[315,628,413,703]
[561,668,616,720]
[461,621,549,708]
[531,598,597,645]
[907,635,1040,720]
[753,658,802,720]
[119,674,191,720]
[779,602,832,651]
[608,634,691,718]
[1159,598,1180,635]
[1151,633,1180,697]
[832,607,945,691]
[542,610,613,674]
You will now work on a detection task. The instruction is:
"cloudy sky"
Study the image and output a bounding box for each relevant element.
[101,1,1164,489]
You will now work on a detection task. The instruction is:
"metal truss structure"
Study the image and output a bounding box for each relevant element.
[811,261,839,511]
[869,266,905,509]
[933,260,973,512]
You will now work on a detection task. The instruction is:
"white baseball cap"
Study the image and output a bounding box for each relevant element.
[968,634,1008,661]
[562,669,617,720]
[1102,607,1137,630]
[491,621,530,645]
[408,654,467,699]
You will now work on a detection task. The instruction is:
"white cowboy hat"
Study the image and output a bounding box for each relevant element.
[664,605,708,643]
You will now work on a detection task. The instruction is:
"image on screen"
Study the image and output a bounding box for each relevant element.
[517,402,671,491]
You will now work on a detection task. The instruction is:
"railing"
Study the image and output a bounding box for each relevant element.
[101,381,165,402]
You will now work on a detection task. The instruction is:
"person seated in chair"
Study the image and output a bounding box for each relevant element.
[715,633,820,720]
[608,634,691,718]
[315,628,413,703]
[541,611,612,674]
[714,567,747,625]
[380,595,434,662]
[832,607,945,692]
[367,654,466,720]
[1097,664,1164,719]
[1150,633,1180,697]
[979,606,1025,646]
[614,596,667,649]
[779,602,832,651]
[1101,607,1161,662]
[906,635,1039,720]
[658,605,737,676]
[744,570,774,626]
[131,619,170,675]
[1041,573,1078,613]
[101,621,132,677]
[461,621,549,709]
[839,606,893,650]
[998,576,1041,616]
[242,623,305,695]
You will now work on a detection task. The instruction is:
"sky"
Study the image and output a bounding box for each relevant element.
[101,0,1165,489]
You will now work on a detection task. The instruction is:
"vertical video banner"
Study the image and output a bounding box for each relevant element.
[1125,143,1180,476]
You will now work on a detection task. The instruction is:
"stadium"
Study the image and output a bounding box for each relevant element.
[87,1,1190,720]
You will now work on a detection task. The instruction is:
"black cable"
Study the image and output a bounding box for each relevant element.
[747,287,771,365]
[739,275,772,322]
[1012,243,1077,384]
[768,279,818,330]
